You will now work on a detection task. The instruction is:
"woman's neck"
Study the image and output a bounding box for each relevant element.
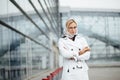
[69,35,76,41]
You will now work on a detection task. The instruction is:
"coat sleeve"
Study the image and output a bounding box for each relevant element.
[58,38,77,59]
[77,37,91,60]
[77,51,90,60]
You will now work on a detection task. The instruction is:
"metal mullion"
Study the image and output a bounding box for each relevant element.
[10,0,49,39]
[38,0,57,35]
[46,0,57,28]
[28,0,51,32]
[58,13,62,37]
[47,0,58,27]
[0,20,51,51]
[44,0,57,29]
[54,0,60,34]
[52,0,60,33]
[44,0,58,30]
[0,26,3,56]
[45,0,60,37]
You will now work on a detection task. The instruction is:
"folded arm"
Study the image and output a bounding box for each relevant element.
[58,39,77,59]
[77,47,90,60]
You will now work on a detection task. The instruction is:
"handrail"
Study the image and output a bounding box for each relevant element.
[0,20,51,51]
[38,0,57,35]
[10,0,50,39]
[44,0,57,29]
[45,0,57,27]
[28,0,51,32]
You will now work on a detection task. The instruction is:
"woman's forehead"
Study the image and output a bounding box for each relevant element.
[68,22,77,27]
[66,19,77,28]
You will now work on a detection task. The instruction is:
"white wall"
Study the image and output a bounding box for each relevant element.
[59,0,120,12]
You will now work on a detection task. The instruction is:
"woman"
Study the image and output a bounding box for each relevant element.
[58,19,91,80]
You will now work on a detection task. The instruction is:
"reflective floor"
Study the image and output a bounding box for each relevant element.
[89,67,120,80]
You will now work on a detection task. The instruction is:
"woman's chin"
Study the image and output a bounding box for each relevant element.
[71,33,76,35]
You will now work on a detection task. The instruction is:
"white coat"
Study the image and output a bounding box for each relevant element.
[58,34,90,80]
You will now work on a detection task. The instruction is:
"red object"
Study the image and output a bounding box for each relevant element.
[42,67,63,80]
[42,78,49,80]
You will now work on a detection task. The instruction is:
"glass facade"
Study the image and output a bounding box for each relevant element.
[1,0,120,80]
[0,0,60,80]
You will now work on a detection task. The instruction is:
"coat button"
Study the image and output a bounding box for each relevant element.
[71,49,73,51]
[67,69,69,72]
[73,67,75,69]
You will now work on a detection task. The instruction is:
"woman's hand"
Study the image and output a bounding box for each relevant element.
[79,47,90,55]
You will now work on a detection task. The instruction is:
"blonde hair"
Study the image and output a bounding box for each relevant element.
[66,19,77,28]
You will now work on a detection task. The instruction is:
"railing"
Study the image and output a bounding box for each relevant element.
[42,67,63,80]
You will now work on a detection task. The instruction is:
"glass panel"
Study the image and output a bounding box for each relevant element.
[0,0,59,80]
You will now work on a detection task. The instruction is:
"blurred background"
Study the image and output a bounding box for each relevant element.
[0,0,120,80]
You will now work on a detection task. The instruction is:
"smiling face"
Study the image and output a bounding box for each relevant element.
[66,19,77,35]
